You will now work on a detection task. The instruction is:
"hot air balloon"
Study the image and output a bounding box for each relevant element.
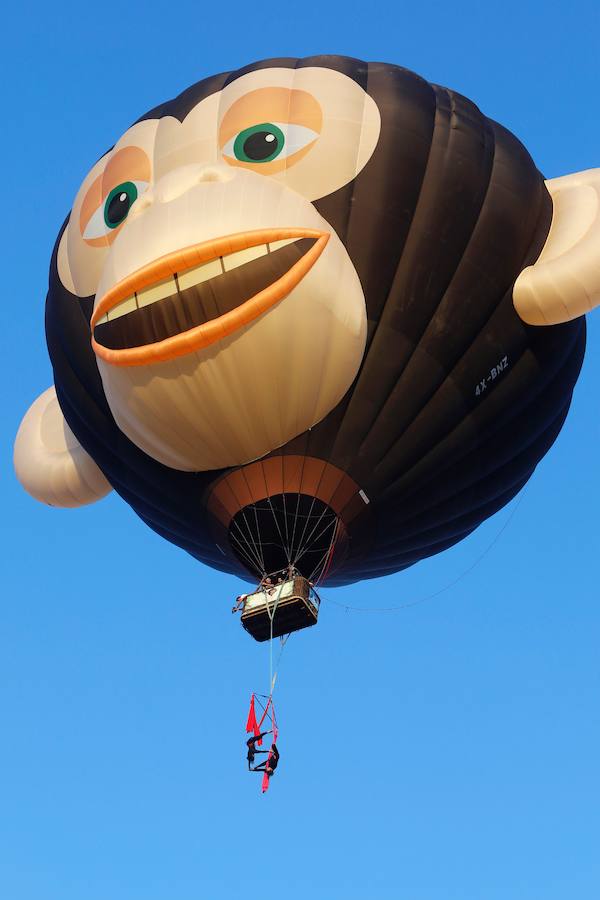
[14,56,600,641]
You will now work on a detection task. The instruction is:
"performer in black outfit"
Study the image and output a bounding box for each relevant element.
[246,731,271,770]
[252,743,280,778]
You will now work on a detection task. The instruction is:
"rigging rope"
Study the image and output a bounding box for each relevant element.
[264,581,284,694]
[289,454,309,564]
[294,503,336,570]
[266,493,291,566]
[231,511,266,577]
[290,459,331,569]
[313,517,340,585]
[229,528,264,575]
[251,505,267,574]
[324,490,526,613]
[252,576,293,698]
[281,487,291,564]
[228,447,340,579]
[305,516,338,582]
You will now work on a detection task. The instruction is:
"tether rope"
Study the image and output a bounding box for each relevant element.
[323,490,525,613]
[268,631,291,699]
[264,582,283,694]
[251,578,293,699]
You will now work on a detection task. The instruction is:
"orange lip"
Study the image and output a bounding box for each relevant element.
[91,228,329,367]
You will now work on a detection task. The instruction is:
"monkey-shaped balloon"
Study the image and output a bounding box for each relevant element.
[14,56,600,585]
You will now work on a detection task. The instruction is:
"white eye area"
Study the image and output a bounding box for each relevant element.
[221,122,319,164]
[82,180,149,240]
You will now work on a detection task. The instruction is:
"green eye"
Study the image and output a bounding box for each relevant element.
[103,181,138,229]
[232,123,285,163]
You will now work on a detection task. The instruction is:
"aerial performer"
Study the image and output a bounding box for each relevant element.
[14,57,600,786]
[245,693,279,792]
[251,744,280,780]
[246,731,272,770]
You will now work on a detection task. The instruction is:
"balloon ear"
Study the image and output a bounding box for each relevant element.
[14,386,112,507]
[513,168,600,325]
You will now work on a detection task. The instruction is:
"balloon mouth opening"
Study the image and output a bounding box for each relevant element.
[228,493,344,581]
[90,228,328,367]
[205,455,374,585]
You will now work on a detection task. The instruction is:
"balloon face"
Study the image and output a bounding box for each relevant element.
[58,66,381,470]
[20,56,588,586]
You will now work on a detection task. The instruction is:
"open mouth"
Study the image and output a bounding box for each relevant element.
[91,228,329,367]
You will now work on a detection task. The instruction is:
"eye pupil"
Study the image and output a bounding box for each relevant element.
[234,123,285,163]
[243,131,280,160]
[104,181,138,229]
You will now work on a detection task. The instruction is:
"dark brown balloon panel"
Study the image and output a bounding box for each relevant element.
[45,57,585,586]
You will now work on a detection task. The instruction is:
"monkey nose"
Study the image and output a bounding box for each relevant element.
[131,164,236,215]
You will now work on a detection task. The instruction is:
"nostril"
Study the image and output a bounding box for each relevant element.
[196,166,234,184]
[153,165,234,203]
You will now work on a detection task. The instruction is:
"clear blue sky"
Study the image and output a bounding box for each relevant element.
[2,1,599,898]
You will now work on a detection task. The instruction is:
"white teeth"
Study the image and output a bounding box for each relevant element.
[137,276,177,309]
[97,238,300,324]
[177,257,222,291]
[107,295,137,320]
[268,238,297,253]
[221,244,268,272]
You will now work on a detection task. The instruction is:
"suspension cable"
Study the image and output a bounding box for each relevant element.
[238,466,267,575]
[229,523,265,576]
[264,581,283,694]
[280,458,292,564]
[235,511,265,576]
[291,462,331,569]
[294,502,335,568]
[289,453,309,565]
[265,493,291,568]
[324,490,525,612]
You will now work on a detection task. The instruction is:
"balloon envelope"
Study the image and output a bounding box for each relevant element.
[23,56,585,584]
